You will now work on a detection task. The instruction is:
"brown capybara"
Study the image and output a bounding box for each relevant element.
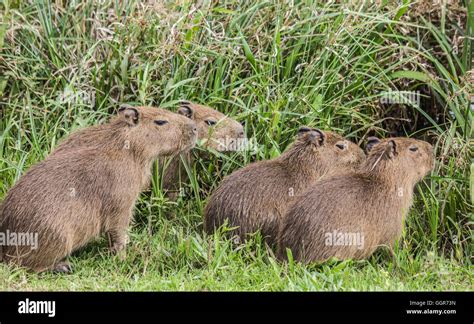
[203,127,366,244]
[277,137,434,263]
[0,106,197,273]
[160,101,245,200]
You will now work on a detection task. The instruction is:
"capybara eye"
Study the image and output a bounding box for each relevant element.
[409,146,418,152]
[206,119,217,126]
[336,143,346,150]
[154,120,168,126]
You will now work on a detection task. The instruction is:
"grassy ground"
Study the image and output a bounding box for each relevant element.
[0,1,472,291]
[0,236,472,291]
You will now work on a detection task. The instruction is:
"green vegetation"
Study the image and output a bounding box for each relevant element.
[0,0,472,291]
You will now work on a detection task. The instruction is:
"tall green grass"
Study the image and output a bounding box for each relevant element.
[0,0,472,290]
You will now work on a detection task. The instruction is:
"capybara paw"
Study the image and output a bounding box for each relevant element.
[110,242,127,260]
[110,241,126,253]
[113,249,127,261]
[53,262,73,274]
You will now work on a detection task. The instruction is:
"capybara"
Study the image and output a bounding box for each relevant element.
[0,106,197,273]
[160,101,245,200]
[277,137,434,263]
[204,127,366,244]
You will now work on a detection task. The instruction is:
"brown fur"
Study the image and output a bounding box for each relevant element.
[277,137,434,263]
[160,101,244,199]
[0,106,197,272]
[203,128,366,244]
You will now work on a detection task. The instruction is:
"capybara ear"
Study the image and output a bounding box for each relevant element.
[298,127,325,146]
[118,105,140,126]
[311,128,326,146]
[178,104,194,119]
[297,126,312,135]
[384,139,397,159]
[366,136,381,153]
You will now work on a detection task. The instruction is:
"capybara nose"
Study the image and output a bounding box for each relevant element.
[188,124,197,137]
[236,123,245,138]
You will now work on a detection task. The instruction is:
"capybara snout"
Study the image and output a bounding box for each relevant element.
[177,101,245,151]
[178,119,198,152]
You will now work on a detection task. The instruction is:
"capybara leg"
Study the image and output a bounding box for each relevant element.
[108,230,128,252]
[110,239,127,254]
[110,240,127,261]
[107,219,130,260]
